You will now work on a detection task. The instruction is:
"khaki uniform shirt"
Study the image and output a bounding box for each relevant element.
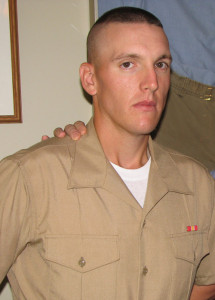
[0,119,215,300]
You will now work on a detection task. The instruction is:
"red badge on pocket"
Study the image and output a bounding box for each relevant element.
[187,225,198,232]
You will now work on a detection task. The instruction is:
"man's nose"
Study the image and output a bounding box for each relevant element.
[140,68,158,92]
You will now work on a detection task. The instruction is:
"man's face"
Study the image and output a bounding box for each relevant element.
[92,22,171,136]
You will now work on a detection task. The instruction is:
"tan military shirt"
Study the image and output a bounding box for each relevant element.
[0,119,215,300]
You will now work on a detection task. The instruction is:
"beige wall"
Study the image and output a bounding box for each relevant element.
[0,0,92,298]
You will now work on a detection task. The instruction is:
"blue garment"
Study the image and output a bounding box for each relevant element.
[97,0,215,86]
[211,170,215,179]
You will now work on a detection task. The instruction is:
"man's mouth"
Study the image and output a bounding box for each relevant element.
[133,100,156,111]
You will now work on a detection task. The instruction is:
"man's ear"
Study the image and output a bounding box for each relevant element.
[79,63,97,96]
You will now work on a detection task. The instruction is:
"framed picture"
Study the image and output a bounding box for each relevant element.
[0,0,22,123]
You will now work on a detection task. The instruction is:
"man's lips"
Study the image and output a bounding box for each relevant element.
[133,100,156,111]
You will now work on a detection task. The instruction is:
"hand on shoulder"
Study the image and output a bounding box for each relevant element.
[42,121,87,141]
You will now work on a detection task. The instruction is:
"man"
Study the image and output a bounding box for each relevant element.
[1,7,215,300]
[52,1,215,176]
[97,1,215,173]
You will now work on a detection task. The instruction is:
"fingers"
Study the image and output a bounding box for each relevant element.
[73,121,87,135]
[64,122,85,141]
[53,122,87,141]
[53,127,66,138]
[41,135,50,141]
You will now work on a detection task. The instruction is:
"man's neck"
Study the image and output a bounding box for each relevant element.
[94,121,149,169]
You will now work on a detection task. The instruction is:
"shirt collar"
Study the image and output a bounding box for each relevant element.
[68,118,192,197]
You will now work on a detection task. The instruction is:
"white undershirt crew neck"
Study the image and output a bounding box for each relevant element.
[110,157,151,208]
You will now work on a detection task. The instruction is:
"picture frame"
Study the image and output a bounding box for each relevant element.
[0,0,22,123]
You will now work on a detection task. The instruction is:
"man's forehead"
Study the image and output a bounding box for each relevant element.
[90,22,170,65]
[97,23,169,51]
[96,22,168,44]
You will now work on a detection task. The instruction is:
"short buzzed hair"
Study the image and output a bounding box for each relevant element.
[87,6,163,63]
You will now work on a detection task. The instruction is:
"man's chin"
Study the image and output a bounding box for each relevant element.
[134,123,158,136]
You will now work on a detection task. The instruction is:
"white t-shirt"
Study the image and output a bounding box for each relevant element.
[110,157,151,208]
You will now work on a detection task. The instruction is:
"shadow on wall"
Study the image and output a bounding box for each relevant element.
[0,277,8,294]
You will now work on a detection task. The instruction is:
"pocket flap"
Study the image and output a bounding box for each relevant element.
[171,232,209,264]
[45,235,119,273]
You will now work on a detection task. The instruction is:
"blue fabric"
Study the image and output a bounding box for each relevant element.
[211,170,215,179]
[97,0,215,86]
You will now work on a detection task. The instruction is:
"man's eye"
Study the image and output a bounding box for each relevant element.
[121,62,134,69]
[155,62,168,69]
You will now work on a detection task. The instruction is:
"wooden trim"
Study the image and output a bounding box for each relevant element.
[0,0,22,123]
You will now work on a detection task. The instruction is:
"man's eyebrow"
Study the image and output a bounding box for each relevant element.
[112,53,141,61]
[157,54,172,61]
[112,53,172,62]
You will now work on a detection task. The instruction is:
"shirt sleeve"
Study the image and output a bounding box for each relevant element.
[0,157,33,283]
[195,177,215,285]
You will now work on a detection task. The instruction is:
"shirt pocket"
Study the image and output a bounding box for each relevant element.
[169,231,209,299]
[171,231,209,264]
[45,235,120,300]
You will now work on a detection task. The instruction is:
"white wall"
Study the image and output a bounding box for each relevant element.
[0,0,92,298]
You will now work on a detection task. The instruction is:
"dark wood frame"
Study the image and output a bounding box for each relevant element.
[0,0,22,123]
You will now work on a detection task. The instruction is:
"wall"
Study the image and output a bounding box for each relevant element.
[0,0,93,298]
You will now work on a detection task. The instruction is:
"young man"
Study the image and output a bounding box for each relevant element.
[1,7,215,300]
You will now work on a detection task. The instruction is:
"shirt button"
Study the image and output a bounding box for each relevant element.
[143,266,148,275]
[78,257,86,268]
